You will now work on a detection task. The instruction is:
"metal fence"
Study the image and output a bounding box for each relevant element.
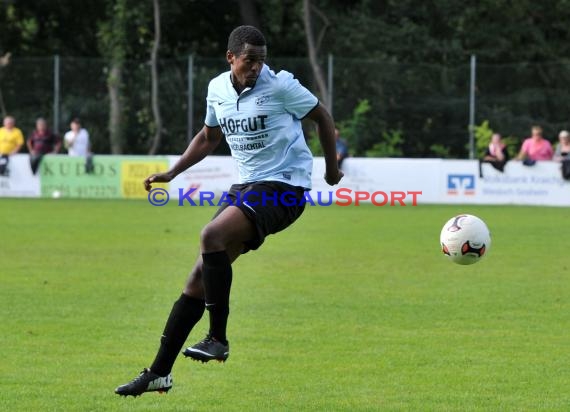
[2,55,570,157]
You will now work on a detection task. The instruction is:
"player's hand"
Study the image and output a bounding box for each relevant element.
[324,169,344,186]
[143,172,174,192]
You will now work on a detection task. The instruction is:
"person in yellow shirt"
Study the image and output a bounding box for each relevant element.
[0,115,24,176]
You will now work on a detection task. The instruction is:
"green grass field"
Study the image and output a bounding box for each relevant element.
[1,198,569,411]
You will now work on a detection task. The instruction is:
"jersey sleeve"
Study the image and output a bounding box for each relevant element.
[204,81,220,128]
[278,71,319,119]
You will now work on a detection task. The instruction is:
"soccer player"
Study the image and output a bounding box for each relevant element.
[115,25,342,397]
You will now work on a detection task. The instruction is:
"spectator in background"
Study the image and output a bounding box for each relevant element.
[335,128,349,168]
[27,117,61,174]
[64,117,94,173]
[481,132,509,172]
[553,130,570,162]
[516,125,553,164]
[0,115,24,176]
[64,118,90,157]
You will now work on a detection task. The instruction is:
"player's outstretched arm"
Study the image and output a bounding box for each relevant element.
[144,126,223,191]
[306,103,343,185]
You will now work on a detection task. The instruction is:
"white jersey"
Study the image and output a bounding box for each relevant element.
[64,128,90,157]
[204,64,318,189]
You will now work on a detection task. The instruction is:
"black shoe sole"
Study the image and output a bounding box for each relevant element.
[115,387,172,397]
[183,349,228,363]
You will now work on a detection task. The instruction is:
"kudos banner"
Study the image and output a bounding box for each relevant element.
[40,156,122,198]
[39,155,168,199]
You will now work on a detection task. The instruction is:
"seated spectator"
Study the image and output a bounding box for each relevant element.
[553,130,570,162]
[481,132,509,172]
[516,125,553,164]
[335,128,349,168]
[27,117,61,174]
[0,115,24,176]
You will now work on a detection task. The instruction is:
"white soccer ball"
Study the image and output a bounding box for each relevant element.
[440,214,491,265]
[52,190,61,199]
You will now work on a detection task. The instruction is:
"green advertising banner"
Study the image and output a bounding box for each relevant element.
[40,156,168,199]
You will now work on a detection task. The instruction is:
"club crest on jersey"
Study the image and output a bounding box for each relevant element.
[255,95,269,105]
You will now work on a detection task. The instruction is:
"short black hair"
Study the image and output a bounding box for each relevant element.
[227,25,266,56]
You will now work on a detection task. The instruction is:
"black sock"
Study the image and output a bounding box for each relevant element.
[150,294,205,376]
[202,251,232,345]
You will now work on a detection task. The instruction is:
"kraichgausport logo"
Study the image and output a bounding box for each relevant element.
[148,188,422,207]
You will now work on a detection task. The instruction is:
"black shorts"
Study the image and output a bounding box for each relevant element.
[212,181,306,252]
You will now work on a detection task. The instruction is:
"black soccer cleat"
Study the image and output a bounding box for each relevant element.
[183,335,229,363]
[115,368,172,397]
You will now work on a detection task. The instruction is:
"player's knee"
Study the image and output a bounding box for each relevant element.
[200,223,226,251]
